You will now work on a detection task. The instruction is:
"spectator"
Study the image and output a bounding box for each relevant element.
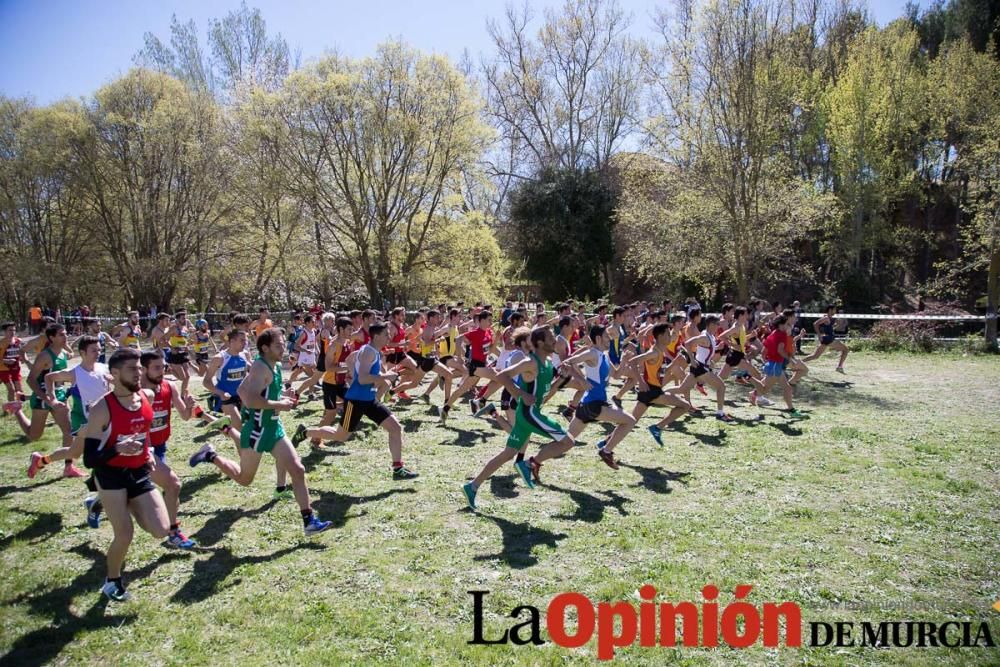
[28,303,43,335]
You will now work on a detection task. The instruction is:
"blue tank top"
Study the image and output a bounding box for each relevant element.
[345,345,379,401]
[582,350,610,404]
[216,351,248,395]
[820,319,835,338]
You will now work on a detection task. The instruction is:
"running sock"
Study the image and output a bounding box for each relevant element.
[205,450,217,463]
[192,406,204,418]
[169,523,179,533]
[515,453,525,462]
[300,509,313,526]
[275,485,287,493]
[392,461,403,470]
[107,576,123,586]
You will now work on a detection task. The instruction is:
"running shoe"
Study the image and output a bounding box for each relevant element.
[396,391,412,401]
[612,397,623,409]
[392,465,419,480]
[273,487,294,500]
[439,406,449,425]
[164,530,197,550]
[188,443,216,467]
[835,366,846,374]
[420,394,431,404]
[63,463,85,479]
[27,452,45,479]
[208,415,231,431]
[598,448,620,470]
[292,423,308,446]
[304,516,332,536]
[462,482,478,510]
[513,460,535,489]
[595,438,607,450]
[84,497,101,529]
[715,412,735,423]
[787,409,805,419]
[649,424,665,446]
[757,396,774,407]
[696,383,708,396]
[474,402,496,419]
[2,401,22,414]
[101,579,130,602]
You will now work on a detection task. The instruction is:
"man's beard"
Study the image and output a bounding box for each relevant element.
[119,378,140,393]
[145,373,163,385]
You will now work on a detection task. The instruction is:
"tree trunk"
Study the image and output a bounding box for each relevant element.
[986,208,999,347]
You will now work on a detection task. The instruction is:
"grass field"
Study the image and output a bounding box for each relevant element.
[0,351,998,665]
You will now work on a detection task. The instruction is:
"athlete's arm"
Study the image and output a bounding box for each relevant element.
[202,355,224,396]
[26,353,52,398]
[562,347,596,367]
[812,316,827,335]
[170,383,195,420]
[496,358,535,405]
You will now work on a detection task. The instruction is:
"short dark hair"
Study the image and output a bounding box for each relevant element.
[226,328,246,342]
[369,323,388,338]
[336,317,353,332]
[256,327,284,352]
[362,310,376,321]
[734,306,747,318]
[529,327,549,347]
[140,350,163,367]
[77,335,100,353]
[705,315,720,327]
[477,311,492,322]
[589,325,606,342]
[45,323,65,339]
[687,308,702,320]
[612,306,625,317]
[558,316,572,329]
[233,314,250,326]
[652,323,670,339]
[109,348,140,370]
[1,321,14,330]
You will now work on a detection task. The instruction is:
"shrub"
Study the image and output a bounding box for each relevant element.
[868,320,939,353]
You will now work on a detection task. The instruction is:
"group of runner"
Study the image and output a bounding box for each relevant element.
[1,299,849,601]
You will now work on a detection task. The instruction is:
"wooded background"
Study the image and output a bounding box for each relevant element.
[1,0,997,334]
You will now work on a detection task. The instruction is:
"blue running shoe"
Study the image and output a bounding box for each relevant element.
[514,460,535,489]
[164,530,197,550]
[463,482,478,510]
[188,443,216,468]
[648,425,664,447]
[84,496,101,529]
[304,516,332,536]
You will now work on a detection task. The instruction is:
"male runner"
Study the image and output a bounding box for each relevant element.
[291,324,418,479]
[0,321,26,403]
[803,304,849,372]
[80,348,171,601]
[188,328,332,535]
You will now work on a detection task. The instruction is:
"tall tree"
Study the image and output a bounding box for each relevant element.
[76,69,232,308]
[278,41,491,305]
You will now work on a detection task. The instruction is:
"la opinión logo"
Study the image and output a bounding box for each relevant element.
[468,586,997,660]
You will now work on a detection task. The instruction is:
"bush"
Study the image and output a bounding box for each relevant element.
[959,333,999,355]
[868,320,939,353]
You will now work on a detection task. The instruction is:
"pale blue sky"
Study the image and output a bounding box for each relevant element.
[1,0,922,104]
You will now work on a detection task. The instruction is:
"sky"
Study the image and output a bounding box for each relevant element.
[0,0,923,104]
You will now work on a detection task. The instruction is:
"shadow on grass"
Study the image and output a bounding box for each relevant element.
[178,472,225,504]
[472,514,568,569]
[618,462,691,494]
[671,421,728,447]
[0,477,61,500]
[547,484,631,523]
[489,473,520,499]
[311,486,418,529]
[0,510,62,551]
[2,542,183,667]
[438,425,492,447]
[171,542,327,606]
[189,500,279,547]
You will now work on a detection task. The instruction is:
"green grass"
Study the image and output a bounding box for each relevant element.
[1,352,998,665]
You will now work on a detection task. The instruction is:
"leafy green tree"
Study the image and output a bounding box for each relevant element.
[508,167,616,301]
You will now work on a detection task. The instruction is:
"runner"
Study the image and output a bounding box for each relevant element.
[113,311,144,352]
[560,325,636,469]
[0,321,26,404]
[441,311,497,424]
[628,323,696,447]
[27,335,110,480]
[461,327,576,510]
[10,323,82,477]
[290,324,419,480]
[80,348,171,602]
[252,308,273,339]
[191,318,217,377]
[188,328,332,535]
[202,328,250,444]
[803,304,849,372]
[287,314,318,389]
[675,315,736,422]
[166,311,194,396]
[389,310,456,399]
[748,315,801,415]
[305,316,352,449]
